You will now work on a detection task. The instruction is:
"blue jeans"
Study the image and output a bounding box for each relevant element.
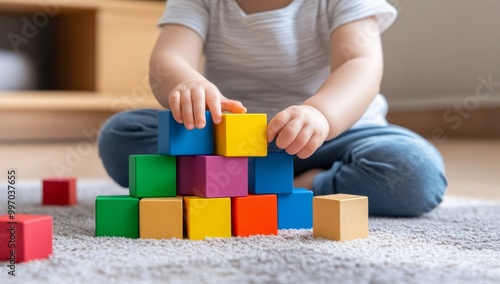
[98,109,447,217]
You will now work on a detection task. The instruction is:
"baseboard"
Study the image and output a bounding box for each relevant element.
[387,107,500,142]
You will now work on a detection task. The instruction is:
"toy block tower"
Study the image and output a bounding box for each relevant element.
[96,109,353,241]
[313,194,368,241]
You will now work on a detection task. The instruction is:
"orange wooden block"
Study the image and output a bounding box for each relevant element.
[231,194,277,237]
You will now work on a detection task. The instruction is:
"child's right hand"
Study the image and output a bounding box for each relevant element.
[168,79,247,130]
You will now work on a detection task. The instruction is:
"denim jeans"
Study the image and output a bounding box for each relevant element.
[98,109,447,217]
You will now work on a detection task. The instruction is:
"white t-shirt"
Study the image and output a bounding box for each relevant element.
[158,0,397,128]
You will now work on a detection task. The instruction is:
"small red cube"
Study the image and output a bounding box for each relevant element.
[0,214,53,263]
[42,178,77,206]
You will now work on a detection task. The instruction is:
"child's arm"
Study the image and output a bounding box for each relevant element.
[267,17,383,159]
[149,25,246,130]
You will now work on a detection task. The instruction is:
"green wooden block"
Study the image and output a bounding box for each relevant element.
[95,195,139,238]
[129,154,176,198]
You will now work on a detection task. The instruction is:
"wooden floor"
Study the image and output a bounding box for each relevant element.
[0,139,499,200]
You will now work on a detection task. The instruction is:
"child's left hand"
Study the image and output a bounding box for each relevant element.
[267,105,329,159]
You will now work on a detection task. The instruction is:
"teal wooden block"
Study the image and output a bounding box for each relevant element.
[95,195,139,238]
[129,155,176,198]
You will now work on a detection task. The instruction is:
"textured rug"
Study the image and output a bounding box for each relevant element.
[0,179,499,284]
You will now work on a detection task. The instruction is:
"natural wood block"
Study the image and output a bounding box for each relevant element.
[184,196,231,240]
[214,113,267,157]
[313,194,368,241]
[139,197,183,240]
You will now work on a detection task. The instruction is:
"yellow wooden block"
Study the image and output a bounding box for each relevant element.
[184,196,231,240]
[214,113,267,157]
[313,194,368,241]
[139,197,183,239]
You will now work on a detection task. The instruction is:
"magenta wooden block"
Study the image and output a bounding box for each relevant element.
[177,156,248,198]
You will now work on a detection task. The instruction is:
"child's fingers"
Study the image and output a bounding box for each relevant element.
[267,110,292,143]
[296,134,322,159]
[168,90,183,123]
[221,100,247,114]
[205,87,222,124]
[275,118,303,150]
[179,88,195,130]
[283,126,314,156]
[191,86,206,129]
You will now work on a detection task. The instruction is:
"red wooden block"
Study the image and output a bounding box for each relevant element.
[42,178,77,206]
[232,195,278,237]
[0,214,53,263]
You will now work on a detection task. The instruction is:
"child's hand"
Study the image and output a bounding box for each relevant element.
[168,79,247,129]
[267,105,329,159]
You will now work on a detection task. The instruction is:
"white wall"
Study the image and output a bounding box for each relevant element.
[381,0,500,110]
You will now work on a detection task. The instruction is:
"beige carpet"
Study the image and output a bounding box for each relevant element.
[0,179,499,284]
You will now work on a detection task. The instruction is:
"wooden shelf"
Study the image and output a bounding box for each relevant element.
[0,92,162,141]
[0,92,162,112]
[0,0,165,140]
[0,0,164,12]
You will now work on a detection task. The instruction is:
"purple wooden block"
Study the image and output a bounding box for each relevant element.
[177,156,248,198]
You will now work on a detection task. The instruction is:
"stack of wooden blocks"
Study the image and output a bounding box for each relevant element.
[95,111,315,240]
[95,110,369,241]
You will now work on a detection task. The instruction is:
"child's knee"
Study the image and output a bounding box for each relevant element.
[98,109,159,149]
[376,137,447,216]
[359,135,447,216]
[97,109,159,188]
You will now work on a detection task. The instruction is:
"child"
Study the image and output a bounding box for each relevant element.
[98,0,447,217]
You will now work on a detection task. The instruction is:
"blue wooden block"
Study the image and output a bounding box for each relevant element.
[158,110,214,155]
[277,188,313,229]
[248,152,293,194]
